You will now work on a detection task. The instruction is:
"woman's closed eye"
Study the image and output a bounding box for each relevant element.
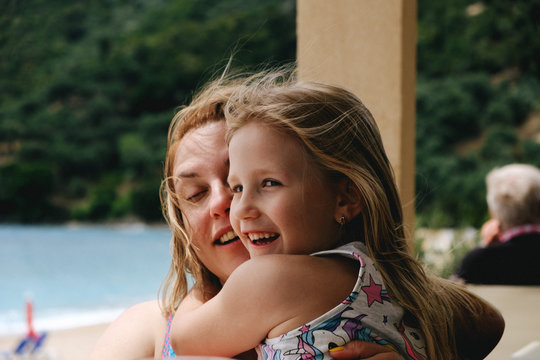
[186,190,207,202]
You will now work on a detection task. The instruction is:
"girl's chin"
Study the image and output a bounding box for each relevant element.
[248,244,279,257]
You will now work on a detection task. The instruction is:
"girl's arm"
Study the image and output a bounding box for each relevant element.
[171,254,358,357]
[170,256,300,357]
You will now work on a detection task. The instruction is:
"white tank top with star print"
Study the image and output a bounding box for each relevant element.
[255,241,428,360]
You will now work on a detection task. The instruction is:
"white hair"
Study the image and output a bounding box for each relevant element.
[486,163,540,229]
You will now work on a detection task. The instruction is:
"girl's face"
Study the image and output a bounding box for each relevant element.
[173,121,250,283]
[228,121,341,257]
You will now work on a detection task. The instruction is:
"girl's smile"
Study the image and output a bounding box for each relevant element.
[246,232,280,246]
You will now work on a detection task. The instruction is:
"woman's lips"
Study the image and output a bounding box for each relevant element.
[214,230,240,245]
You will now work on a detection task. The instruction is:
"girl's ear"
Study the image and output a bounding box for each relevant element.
[334,178,363,222]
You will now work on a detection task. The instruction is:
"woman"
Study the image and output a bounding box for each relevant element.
[89,80,402,360]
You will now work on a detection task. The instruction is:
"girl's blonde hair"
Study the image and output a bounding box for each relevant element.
[224,68,487,359]
[160,77,243,315]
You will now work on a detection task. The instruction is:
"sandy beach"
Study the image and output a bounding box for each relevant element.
[0,323,109,360]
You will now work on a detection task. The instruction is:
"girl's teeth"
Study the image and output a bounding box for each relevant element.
[248,233,275,241]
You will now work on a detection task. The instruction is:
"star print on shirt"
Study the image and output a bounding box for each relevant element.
[361,274,390,306]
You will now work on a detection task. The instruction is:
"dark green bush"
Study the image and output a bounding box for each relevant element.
[130,179,163,222]
[0,162,64,222]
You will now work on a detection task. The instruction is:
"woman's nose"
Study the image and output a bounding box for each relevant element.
[209,184,233,219]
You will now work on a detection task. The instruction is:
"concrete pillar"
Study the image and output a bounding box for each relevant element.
[297,0,417,232]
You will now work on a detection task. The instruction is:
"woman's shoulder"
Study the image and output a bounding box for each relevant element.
[112,300,168,330]
[89,300,168,360]
[125,299,164,316]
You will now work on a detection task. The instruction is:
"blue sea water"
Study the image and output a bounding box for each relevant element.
[0,224,172,336]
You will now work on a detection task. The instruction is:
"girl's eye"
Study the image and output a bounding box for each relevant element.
[263,179,281,187]
[231,185,243,193]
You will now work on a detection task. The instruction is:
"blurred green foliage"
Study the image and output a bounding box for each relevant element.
[415,0,540,228]
[1,0,539,226]
[0,0,296,222]
[0,162,65,222]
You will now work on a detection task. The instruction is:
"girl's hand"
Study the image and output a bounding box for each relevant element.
[329,341,403,360]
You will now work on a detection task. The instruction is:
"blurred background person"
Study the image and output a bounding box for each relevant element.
[454,163,540,285]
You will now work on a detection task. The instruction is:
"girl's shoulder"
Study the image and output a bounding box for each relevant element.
[227,254,313,288]
[228,252,359,304]
[312,241,369,258]
[234,253,350,280]
[228,253,360,338]
[234,247,363,280]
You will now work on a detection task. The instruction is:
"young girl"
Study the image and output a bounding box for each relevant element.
[170,70,503,359]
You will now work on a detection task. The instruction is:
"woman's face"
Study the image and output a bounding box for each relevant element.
[173,121,250,283]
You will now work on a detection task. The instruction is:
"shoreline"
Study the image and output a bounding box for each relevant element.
[0,322,109,360]
[1,220,169,229]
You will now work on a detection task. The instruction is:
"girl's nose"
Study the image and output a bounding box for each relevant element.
[231,191,260,221]
[209,184,233,219]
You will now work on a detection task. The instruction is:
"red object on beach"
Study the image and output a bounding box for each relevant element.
[26,299,37,339]
[14,299,47,356]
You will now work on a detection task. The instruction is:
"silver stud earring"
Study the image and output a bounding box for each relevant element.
[338,215,346,225]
